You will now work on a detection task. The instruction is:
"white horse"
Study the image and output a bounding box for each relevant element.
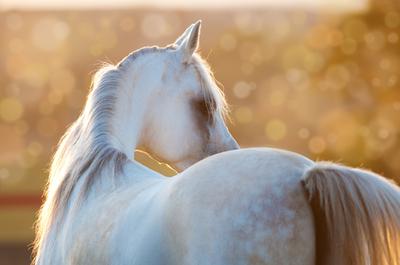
[34,21,400,265]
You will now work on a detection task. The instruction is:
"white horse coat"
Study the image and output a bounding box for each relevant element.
[34,22,400,265]
[59,148,315,265]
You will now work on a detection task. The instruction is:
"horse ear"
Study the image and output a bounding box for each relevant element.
[178,20,201,63]
[175,23,195,46]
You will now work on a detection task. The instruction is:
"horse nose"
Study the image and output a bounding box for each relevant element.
[223,137,239,152]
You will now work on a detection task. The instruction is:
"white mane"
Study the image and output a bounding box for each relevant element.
[191,54,229,121]
[33,47,157,262]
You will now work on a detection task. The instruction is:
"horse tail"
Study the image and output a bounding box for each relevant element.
[301,162,400,265]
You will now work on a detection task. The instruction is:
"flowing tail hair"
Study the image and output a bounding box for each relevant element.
[302,162,400,265]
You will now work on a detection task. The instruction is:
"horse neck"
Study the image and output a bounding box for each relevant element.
[107,70,145,159]
[107,52,164,159]
[50,60,160,208]
[33,52,167,265]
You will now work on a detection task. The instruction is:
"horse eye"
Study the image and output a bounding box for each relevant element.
[198,100,208,116]
[194,99,212,121]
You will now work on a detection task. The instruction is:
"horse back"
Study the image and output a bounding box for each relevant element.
[164,148,315,265]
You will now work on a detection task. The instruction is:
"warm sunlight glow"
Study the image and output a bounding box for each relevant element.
[1,0,369,11]
[2,0,400,262]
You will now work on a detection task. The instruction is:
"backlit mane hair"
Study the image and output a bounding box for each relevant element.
[191,54,229,121]
[32,45,228,263]
[33,46,158,263]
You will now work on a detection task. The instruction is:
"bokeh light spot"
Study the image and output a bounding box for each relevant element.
[388,32,399,43]
[0,125,25,164]
[5,14,23,31]
[27,142,44,157]
[324,64,351,90]
[298,128,310,139]
[268,89,286,106]
[364,30,386,51]
[308,136,326,154]
[233,81,255,99]
[14,120,29,136]
[385,11,400,28]
[0,168,10,181]
[0,98,24,122]
[343,19,367,41]
[220,34,237,52]
[265,119,287,141]
[341,38,357,54]
[119,17,136,32]
[8,38,24,54]
[141,14,170,39]
[235,107,253,124]
[31,18,70,51]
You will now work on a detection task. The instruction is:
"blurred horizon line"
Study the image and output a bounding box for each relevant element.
[0,0,369,13]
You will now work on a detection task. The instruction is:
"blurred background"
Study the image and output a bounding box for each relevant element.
[1,0,400,263]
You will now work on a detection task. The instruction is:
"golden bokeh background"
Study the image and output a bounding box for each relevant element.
[1,0,400,263]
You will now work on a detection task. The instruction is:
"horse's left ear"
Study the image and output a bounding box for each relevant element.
[175,23,195,46]
[178,20,201,63]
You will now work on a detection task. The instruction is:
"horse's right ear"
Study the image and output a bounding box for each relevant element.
[176,20,201,63]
